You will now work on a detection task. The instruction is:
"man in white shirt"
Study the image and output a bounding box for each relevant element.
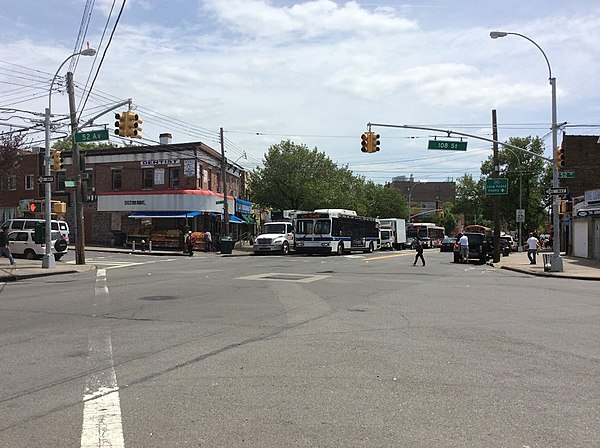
[458,233,469,263]
[526,232,540,264]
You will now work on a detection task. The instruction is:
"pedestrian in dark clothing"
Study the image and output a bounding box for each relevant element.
[185,231,196,256]
[413,238,425,266]
[0,228,15,266]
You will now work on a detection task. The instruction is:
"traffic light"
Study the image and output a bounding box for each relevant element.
[555,147,565,169]
[361,133,369,152]
[52,150,63,171]
[372,132,381,152]
[29,201,42,213]
[126,111,142,138]
[114,112,128,136]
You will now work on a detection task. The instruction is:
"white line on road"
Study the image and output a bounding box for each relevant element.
[80,269,124,448]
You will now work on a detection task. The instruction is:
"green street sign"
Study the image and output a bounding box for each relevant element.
[64,180,77,188]
[75,129,109,143]
[559,171,575,179]
[485,178,508,195]
[428,140,467,151]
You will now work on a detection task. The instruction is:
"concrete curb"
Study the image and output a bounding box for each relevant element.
[498,265,600,281]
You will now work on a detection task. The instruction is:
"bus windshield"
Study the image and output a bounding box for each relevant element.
[296,219,314,234]
[314,219,331,235]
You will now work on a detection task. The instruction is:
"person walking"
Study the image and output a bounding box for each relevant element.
[185,231,196,257]
[527,232,540,265]
[412,237,425,266]
[203,229,212,252]
[458,232,469,263]
[0,228,15,266]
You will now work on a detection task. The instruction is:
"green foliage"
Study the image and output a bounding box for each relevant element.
[453,173,485,225]
[248,140,407,217]
[438,203,458,235]
[52,138,121,151]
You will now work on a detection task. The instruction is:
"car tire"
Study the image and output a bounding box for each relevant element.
[24,249,36,260]
[281,242,289,255]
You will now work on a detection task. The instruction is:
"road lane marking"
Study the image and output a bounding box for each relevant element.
[366,252,413,261]
[80,269,124,448]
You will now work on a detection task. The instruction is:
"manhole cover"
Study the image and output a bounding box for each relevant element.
[236,272,331,283]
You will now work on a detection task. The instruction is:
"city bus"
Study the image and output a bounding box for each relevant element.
[406,222,445,249]
[295,209,380,255]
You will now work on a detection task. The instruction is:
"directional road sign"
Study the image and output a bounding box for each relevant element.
[428,140,467,151]
[75,129,109,143]
[545,187,569,195]
[559,171,575,179]
[38,175,54,183]
[485,178,508,195]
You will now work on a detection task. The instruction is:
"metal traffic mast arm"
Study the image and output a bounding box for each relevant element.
[367,122,554,162]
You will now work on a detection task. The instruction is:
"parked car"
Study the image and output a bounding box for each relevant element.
[440,236,456,252]
[499,236,513,256]
[453,232,492,264]
[7,230,68,260]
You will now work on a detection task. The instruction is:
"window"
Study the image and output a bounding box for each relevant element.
[56,172,66,191]
[25,174,34,190]
[8,175,17,191]
[112,168,122,190]
[142,168,153,189]
[169,167,180,188]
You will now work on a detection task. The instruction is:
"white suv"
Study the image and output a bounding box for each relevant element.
[7,230,68,261]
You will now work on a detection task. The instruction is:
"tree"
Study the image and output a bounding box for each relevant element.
[480,136,547,234]
[453,174,486,226]
[0,132,28,178]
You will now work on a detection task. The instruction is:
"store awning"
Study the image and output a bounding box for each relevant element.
[128,211,202,219]
[575,205,600,218]
[210,213,245,224]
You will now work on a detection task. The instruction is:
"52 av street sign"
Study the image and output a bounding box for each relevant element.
[545,187,569,195]
[485,178,508,195]
[75,129,109,143]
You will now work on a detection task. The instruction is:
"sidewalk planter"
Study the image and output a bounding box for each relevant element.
[220,236,234,255]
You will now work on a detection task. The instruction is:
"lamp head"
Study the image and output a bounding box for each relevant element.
[490,31,508,39]
[80,48,97,56]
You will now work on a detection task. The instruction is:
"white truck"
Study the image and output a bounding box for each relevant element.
[379,218,407,250]
[253,221,295,255]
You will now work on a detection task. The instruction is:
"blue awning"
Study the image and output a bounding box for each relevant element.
[229,215,244,224]
[128,211,202,219]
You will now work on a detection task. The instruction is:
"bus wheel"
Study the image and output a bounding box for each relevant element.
[337,243,344,255]
[281,241,289,255]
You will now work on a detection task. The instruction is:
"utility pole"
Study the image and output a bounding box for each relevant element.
[492,110,501,263]
[66,72,85,265]
[220,127,229,237]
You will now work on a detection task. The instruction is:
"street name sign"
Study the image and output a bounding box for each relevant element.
[38,175,54,183]
[559,171,575,179]
[427,140,467,151]
[485,178,508,195]
[64,180,77,188]
[75,129,109,143]
[545,187,569,195]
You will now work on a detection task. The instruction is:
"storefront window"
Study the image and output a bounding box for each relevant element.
[112,168,122,190]
[169,167,180,188]
[142,168,153,189]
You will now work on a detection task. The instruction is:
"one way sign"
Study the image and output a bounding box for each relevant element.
[545,187,568,195]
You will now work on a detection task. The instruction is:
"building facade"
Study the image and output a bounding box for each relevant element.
[389,175,456,223]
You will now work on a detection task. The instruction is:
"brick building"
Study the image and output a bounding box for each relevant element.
[0,136,252,249]
[389,175,456,222]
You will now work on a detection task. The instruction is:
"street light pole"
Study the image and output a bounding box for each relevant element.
[41,48,96,268]
[490,31,563,271]
[407,180,421,223]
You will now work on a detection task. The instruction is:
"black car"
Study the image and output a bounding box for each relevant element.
[453,232,493,264]
[440,236,456,252]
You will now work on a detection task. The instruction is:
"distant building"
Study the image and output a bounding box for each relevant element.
[389,175,455,223]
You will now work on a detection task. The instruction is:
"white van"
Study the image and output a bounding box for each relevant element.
[1,219,70,243]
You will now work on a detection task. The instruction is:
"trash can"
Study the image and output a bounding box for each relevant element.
[220,236,234,254]
[543,253,552,272]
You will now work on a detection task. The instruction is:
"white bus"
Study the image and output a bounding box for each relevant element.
[295,209,380,255]
[406,222,445,249]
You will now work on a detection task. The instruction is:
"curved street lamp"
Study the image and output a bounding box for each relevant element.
[42,47,96,268]
[489,31,563,271]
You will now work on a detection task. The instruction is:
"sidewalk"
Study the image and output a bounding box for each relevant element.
[0,242,254,282]
[488,249,600,281]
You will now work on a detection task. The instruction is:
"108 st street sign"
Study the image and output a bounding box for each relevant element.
[427,140,467,151]
[75,129,109,143]
[485,178,508,195]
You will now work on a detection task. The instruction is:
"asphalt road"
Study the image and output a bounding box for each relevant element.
[1,250,599,447]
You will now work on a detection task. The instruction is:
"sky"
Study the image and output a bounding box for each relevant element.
[1,0,600,184]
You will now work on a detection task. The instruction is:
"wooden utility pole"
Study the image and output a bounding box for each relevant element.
[220,127,229,237]
[492,109,500,263]
[66,72,85,265]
